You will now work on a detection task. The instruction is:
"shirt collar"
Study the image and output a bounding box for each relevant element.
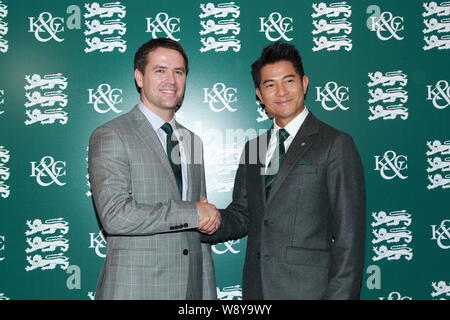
[138,102,177,132]
[273,106,309,137]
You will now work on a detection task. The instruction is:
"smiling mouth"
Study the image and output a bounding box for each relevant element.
[276,99,292,105]
[160,89,176,94]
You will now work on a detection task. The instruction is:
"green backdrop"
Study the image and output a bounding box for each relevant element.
[0,0,449,300]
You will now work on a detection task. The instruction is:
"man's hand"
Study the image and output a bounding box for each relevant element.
[196,197,221,235]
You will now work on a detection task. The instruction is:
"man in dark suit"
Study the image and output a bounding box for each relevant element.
[204,42,366,299]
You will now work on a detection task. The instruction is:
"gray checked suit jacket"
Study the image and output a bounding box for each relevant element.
[88,105,216,300]
[204,112,366,300]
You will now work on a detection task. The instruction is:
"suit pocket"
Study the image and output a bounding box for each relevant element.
[108,249,156,267]
[286,246,330,268]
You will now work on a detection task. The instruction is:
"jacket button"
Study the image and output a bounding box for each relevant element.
[183,249,189,255]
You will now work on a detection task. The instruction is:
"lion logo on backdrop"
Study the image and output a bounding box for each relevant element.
[0,293,9,300]
[25,73,67,91]
[199,2,241,52]
[24,73,69,126]
[0,181,9,199]
[84,2,126,19]
[0,1,9,53]
[312,2,352,52]
[84,2,127,53]
[256,102,270,123]
[0,235,5,262]
[312,35,352,51]
[427,140,450,189]
[200,2,240,19]
[431,281,450,299]
[25,91,68,108]
[0,37,7,53]
[200,36,241,52]
[26,236,69,253]
[25,254,69,271]
[84,19,126,36]
[0,146,10,199]
[0,165,8,181]
[427,140,450,155]
[368,71,408,121]
[0,89,4,115]
[371,210,413,262]
[25,108,68,125]
[25,218,70,272]
[84,36,126,53]
[423,2,450,50]
[26,218,69,236]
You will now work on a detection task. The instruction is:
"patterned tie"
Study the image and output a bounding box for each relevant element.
[160,123,183,196]
[265,128,290,197]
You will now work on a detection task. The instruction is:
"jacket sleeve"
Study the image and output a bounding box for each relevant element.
[324,133,366,300]
[88,125,199,236]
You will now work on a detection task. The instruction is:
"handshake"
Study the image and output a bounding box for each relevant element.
[195,197,221,235]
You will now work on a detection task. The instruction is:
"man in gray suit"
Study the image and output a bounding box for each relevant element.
[204,42,366,299]
[88,38,220,300]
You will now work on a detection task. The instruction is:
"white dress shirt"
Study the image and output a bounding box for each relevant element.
[138,102,188,200]
[265,107,309,173]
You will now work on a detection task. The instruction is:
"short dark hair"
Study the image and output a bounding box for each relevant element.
[251,42,305,88]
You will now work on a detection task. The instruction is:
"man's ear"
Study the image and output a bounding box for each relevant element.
[302,75,309,95]
[134,69,143,89]
[256,87,264,105]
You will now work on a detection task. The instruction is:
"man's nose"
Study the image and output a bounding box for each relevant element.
[275,83,288,96]
[165,71,176,84]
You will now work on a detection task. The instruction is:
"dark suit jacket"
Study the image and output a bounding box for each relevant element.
[205,112,366,300]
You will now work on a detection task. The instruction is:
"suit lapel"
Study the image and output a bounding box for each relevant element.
[130,106,180,195]
[265,113,319,206]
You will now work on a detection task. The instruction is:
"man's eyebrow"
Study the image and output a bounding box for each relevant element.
[152,65,185,71]
[262,74,296,84]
